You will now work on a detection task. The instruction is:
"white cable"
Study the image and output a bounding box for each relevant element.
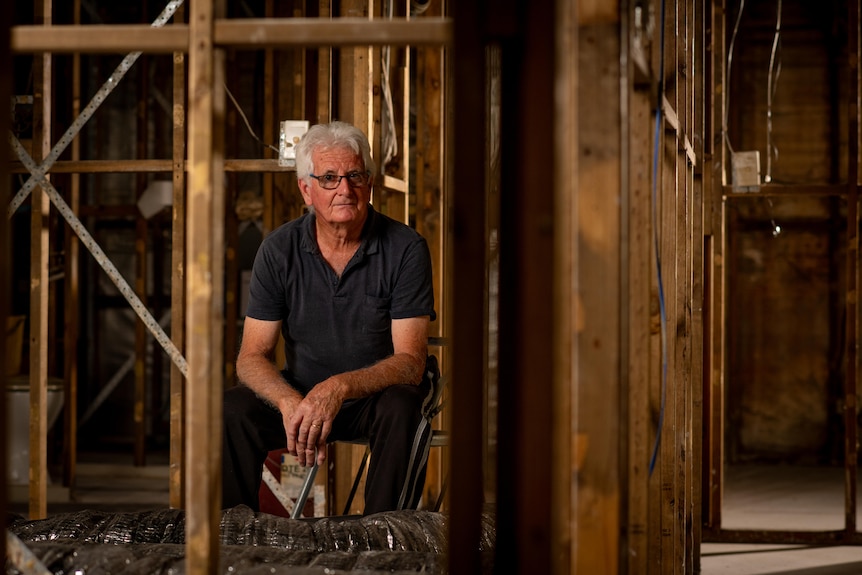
[224,82,279,154]
[380,0,398,169]
[765,0,783,183]
[723,0,746,158]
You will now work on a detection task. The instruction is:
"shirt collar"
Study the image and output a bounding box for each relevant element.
[300,204,380,256]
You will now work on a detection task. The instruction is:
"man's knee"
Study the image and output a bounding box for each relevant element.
[377,383,425,412]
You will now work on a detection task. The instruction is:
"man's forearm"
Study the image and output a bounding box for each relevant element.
[236,354,303,411]
[325,351,426,401]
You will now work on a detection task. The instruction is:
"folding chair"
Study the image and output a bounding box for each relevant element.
[290,353,449,518]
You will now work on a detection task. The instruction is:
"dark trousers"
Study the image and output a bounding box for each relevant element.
[222,380,431,515]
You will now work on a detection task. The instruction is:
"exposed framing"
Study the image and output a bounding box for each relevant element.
[7,5,453,572]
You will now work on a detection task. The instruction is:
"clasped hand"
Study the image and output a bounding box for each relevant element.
[284,378,343,467]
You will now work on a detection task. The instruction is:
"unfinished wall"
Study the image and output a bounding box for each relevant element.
[724,0,852,463]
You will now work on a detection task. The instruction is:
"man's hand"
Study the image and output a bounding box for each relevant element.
[284,378,345,466]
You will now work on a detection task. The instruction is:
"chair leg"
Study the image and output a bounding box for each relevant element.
[292,462,318,519]
[433,472,449,512]
[342,445,371,515]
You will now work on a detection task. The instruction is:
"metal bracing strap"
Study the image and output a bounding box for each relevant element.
[6,0,185,218]
[6,531,51,575]
[10,135,188,377]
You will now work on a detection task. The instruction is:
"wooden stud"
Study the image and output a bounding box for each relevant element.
[185,0,224,571]
[169,3,187,510]
[316,1,333,125]
[625,10,655,574]
[705,0,726,534]
[134,51,150,468]
[574,5,623,573]
[62,0,82,492]
[690,0,707,571]
[414,0,446,511]
[28,0,52,521]
[0,0,12,557]
[262,0,276,235]
[448,2,485,574]
[843,0,859,538]
[553,1,576,572]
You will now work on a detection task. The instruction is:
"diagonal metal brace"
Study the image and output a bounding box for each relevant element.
[10,134,188,377]
[7,0,185,218]
[6,530,51,575]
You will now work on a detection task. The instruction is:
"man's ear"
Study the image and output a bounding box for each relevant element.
[297,177,313,206]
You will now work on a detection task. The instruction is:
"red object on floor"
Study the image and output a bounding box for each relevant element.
[258,448,316,517]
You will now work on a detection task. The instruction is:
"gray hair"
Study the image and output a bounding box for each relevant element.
[295,121,376,185]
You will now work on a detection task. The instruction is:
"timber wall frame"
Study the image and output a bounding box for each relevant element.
[3,1,790,574]
[7,5,454,574]
[702,0,862,548]
[5,4,621,575]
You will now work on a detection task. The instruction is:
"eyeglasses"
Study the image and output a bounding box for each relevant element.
[309,171,371,190]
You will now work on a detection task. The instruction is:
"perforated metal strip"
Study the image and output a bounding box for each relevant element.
[7,0,185,218]
[10,134,188,377]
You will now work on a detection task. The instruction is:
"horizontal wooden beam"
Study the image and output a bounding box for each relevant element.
[215,18,452,48]
[9,159,296,173]
[11,18,453,53]
[11,25,188,53]
[381,174,408,194]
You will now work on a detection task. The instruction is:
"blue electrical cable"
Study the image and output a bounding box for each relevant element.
[648,0,668,478]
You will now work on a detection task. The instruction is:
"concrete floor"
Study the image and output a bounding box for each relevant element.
[700,464,862,575]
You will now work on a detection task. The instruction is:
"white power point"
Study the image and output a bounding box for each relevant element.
[279,120,310,168]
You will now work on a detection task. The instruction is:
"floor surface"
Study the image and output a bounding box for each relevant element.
[700,464,862,574]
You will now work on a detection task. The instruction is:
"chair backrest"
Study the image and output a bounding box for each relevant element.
[422,354,444,419]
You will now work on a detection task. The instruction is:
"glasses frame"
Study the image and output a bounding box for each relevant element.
[309,171,372,190]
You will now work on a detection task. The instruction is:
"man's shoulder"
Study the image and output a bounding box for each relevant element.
[371,209,425,243]
[263,213,312,245]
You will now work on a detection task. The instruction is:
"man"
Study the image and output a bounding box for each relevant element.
[222,121,437,515]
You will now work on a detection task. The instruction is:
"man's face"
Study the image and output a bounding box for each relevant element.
[299,146,372,227]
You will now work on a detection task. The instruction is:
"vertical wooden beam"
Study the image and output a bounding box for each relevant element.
[448,1,485,573]
[224,45,238,391]
[624,2,654,572]
[673,2,690,571]
[399,5,410,225]
[316,0,332,125]
[262,0,276,235]
[844,0,859,538]
[659,3,679,571]
[63,0,82,491]
[170,2,187,510]
[334,0,375,515]
[186,0,224,570]
[499,0,557,570]
[705,0,726,533]
[575,3,622,573]
[414,0,446,509]
[554,0,576,572]
[690,0,707,571]
[29,0,52,520]
[134,46,150,468]
[0,0,13,557]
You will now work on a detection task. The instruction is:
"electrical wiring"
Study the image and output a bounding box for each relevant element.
[380,0,399,170]
[765,0,783,183]
[224,82,279,155]
[723,0,746,157]
[649,0,669,478]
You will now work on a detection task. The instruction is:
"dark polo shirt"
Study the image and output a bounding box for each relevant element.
[245,205,436,395]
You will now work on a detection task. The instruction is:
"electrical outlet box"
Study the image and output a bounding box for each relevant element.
[279,120,309,168]
[732,150,761,191]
